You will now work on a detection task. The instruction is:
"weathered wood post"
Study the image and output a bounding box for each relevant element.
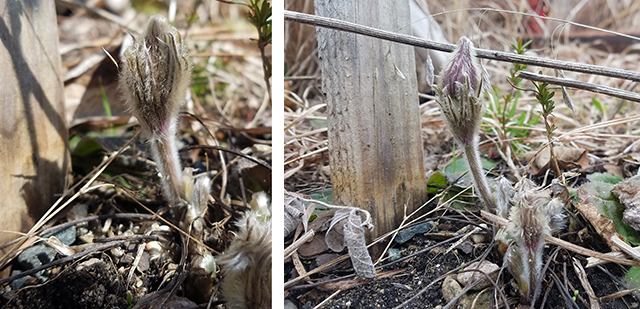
[0,0,69,252]
[315,0,426,257]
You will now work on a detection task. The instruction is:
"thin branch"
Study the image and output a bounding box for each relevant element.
[284,10,640,82]
[516,71,640,103]
[482,211,640,267]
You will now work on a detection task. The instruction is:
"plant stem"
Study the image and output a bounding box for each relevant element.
[543,120,562,177]
[149,126,183,205]
[463,140,496,211]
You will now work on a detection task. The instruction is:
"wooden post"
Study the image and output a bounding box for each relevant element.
[315,0,426,257]
[0,0,69,251]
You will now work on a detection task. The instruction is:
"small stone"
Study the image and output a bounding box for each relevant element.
[456,260,499,290]
[10,270,29,290]
[120,254,134,264]
[442,275,465,304]
[456,241,474,254]
[394,221,436,244]
[136,251,151,273]
[77,258,105,271]
[50,225,76,246]
[387,248,402,262]
[110,247,124,258]
[442,275,492,309]
[18,244,56,270]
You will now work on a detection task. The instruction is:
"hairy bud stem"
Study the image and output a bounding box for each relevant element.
[435,36,494,210]
[119,15,191,204]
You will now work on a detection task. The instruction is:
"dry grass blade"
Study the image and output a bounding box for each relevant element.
[572,257,601,309]
[284,229,315,260]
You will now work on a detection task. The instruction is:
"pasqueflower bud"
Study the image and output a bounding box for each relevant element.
[435,36,484,146]
[435,36,495,211]
[218,193,271,308]
[119,15,191,204]
[218,209,272,309]
[506,185,548,303]
[506,178,565,303]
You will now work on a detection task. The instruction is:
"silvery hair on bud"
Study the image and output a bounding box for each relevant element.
[119,15,191,204]
[217,210,272,309]
[119,14,191,137]
[434,36,485,146]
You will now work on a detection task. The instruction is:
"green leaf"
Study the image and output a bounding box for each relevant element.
[444,157,497,176]
[99,84,112,119]
[427,171,449,195]
[624,266,640,286]
[587,172,623,185]
[592,97,605,115]
[71,136,103,157]
[578,181,640,246]
[309,188,333,204]
[507,91,520,118]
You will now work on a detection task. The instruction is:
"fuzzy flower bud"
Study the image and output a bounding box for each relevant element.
[120,15,191,136]
[119,15,191,204]
[435,37,496,211]
[435,36,484,146]
[506,178,566,303]
[218,209,272,309]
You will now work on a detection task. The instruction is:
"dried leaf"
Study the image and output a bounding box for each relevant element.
[426,54,435,86]
[284,193,307,237]
[580,180,640,246]
[555,70,575,115]
[575,199,619,250]
[523,146,589,175]
[325,209,350,252]
[46,236,75,256]
[612,175,640,232]
[575,180,640,250]
[344,212,375,279]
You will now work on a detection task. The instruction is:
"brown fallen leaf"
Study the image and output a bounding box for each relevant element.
[575,188,620,251]
[523,146,589,175]
[612,175,640,231]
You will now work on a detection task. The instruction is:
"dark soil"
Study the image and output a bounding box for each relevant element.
[286,216,640,309]
[3,257,128,309]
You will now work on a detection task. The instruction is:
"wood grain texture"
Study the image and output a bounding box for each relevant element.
[0,0,69,251]
[315,0,426,256]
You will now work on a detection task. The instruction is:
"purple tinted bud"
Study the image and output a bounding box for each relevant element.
[435,36,495,211]
[435,36,484,146]
[441,37,478,96]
